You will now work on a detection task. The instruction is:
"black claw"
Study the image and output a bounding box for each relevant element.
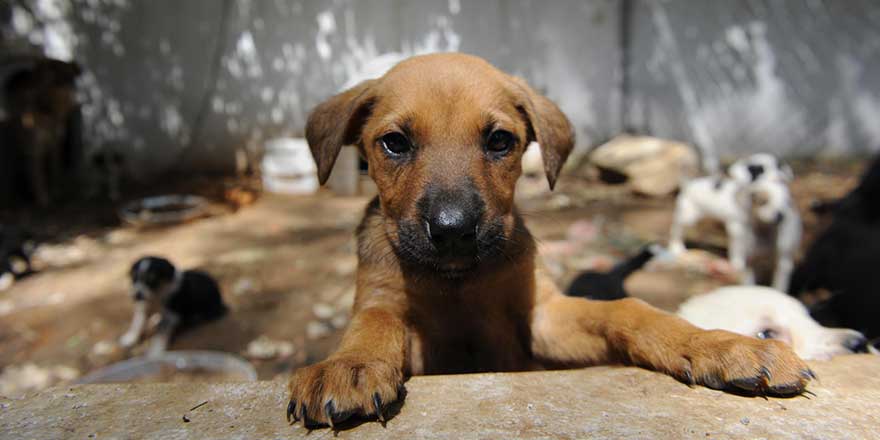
[320,400,355,428]
[759,367,772,382]
[803,369,818,380]
[324,401,335,428]
[683,369,695,386]
[730,376,762,392]
[702,375,726,391]
[287,400,297,424]
[373,392,385,422]
[802,389,817,398]
[768,381,805,396]
[300,404,310,427]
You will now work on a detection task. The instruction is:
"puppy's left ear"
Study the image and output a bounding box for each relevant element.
[305,80,376,185]
[510,77,575,190]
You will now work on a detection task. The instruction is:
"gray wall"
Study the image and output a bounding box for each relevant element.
[3,0,879,180]
[627,0,880,171]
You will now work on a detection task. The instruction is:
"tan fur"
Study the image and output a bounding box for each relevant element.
[288,53,810,428]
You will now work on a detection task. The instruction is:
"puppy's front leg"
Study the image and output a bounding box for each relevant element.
[288,305,406,427]
[772,255,794,292]
[532,295,812,395]
[119,301,148,348]
[725,221,756,284]
[146,311,180,358]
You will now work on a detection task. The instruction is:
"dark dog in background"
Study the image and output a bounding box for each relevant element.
[3,57,82,207]
[120,256,227,357]
[789,155,880,341]
[565,244,663,301]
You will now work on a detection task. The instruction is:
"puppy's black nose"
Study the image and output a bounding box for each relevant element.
[844,334,869,353]
[775,212,785,225]
[426,205,479,256]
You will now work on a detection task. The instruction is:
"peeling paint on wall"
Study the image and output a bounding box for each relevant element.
[3,0,879,179]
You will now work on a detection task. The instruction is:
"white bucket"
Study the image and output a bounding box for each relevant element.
[261,138,319,195]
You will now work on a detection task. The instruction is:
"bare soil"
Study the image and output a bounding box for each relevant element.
[0,158,865,396]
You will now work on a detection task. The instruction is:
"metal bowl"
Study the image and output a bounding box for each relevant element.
[118,194,208,227]
[77,350,257,384]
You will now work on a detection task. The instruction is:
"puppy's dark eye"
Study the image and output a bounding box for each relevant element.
[757,328,778,339]
[486,130,515,155]
[380,133,412,156]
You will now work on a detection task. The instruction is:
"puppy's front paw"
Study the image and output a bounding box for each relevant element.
[287,356,403,428]
[676,330,813,396]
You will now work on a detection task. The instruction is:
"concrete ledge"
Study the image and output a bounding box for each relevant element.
[2,355,879,439]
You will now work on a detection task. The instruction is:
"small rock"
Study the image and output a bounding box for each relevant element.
[332,257,357,276]
[9,257,28,275]
[0,273,13,291]
[103,229,136,245]
[91,340,116,357]
[306,321,331,340]
[335,288,355,310]
[312,303,335,320]
[330,314,348,329]
[33,235,100,269]
[590,135,699,197]
[244,335,294,360]
[547,194,571,210]
[232,278,256,296]
[0,363,80,398]
[215,248,268,265]
[740,417,750,425]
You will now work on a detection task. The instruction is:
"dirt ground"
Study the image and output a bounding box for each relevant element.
[0,158,866,397]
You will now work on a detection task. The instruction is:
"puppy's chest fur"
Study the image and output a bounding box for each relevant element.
[356,198,538,375]
[403,277,537,375]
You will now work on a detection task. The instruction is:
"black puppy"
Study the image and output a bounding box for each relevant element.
[119,256,227,356]
[789,155,880,339]
[565,244,663,301]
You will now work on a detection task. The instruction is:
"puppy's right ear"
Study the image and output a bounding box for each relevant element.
[305,80,377,185]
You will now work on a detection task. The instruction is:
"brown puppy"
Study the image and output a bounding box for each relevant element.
[288,53,811,428]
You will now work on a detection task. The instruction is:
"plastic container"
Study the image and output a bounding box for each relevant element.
[261,138,319,195]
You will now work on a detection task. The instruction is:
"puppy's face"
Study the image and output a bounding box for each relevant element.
[129,256,176,302]
[306,54,573,276]
[749,179,793,225]
[729,153,793,185]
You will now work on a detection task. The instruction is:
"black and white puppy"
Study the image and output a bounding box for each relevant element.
[120,256,227,356]
[669,153,801,291]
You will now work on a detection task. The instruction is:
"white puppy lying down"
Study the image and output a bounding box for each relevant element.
[677,286,867,361]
